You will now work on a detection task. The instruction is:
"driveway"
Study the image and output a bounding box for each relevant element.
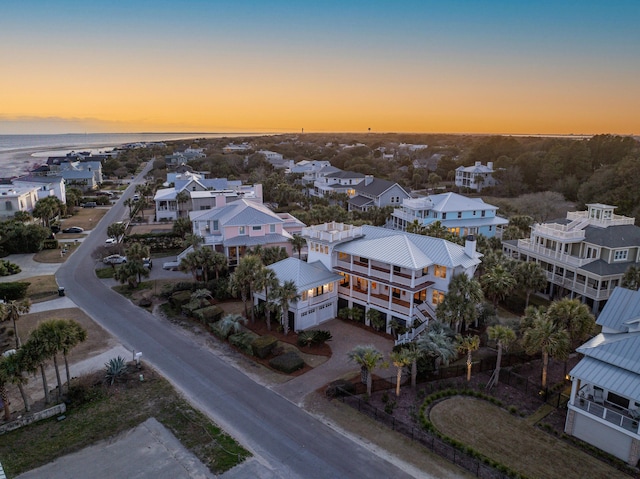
[0,254,62,282]
[272,319,394,405]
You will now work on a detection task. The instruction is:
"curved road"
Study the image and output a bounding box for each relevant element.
[56,165,419,479]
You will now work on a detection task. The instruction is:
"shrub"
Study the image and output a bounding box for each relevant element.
[251,335,278,358]
[193,305,224,323]
[269,351,304,373]
[181,299,204,316]
[297,331,314,347]
[297,329,333,347]
[104,356,129,385]
[384,400,397,415]
[169,290,192,307]
[229,332,255,355]
[0,282,30,300]
[325,379,356,398]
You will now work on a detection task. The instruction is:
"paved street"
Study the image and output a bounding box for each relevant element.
[55,165,423,478]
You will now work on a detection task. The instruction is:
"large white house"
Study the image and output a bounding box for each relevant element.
[389,192,508,238]
[565,286,640,464]
[502,203,640,314]
[301,222,481,335]
[0,185,40,219]
[455,161,497,192]
[154,177,262,221]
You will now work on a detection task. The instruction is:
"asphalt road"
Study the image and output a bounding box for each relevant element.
[56,164,420,479]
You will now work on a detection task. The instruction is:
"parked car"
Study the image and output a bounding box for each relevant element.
[62,226,84,234]
[143,257,153,269]
[105,237,118,245]
[83,202,97,208]
[103,254,127,265]
[163,261,179,271]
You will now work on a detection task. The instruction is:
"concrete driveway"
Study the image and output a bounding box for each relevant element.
[0,253,62,282]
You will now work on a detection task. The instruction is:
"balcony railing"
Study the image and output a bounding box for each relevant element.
[532,223,585,241]
[516,240,596,267]
[573,397,639,434]
[567,211,635,227]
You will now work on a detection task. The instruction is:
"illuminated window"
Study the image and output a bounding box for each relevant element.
[434,265,447,278]
[338,252,348,261]
[432,291,445,304]
[301,291,308,301]
[422,267,429,275]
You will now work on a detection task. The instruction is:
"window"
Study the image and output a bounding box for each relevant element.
[422,266,429,275]
[339,273,350,286]
[393,265,401,274]
[432,291,445,304]
[269,224,276,233]
[586,246,599,259]
[434,265,447,278]
[338,252,348,261]
[481,210,486,217]
[252,226,261,231]
[442,212,447,219]
[457,212,462,219]
[212,220,219,231]
[360,257,368,265]
[614,250,628,261]
[5,201,11,211]
[200,206,211,210]
[473,210,477,216]
[301,291,308,301]
[238,226,246,235]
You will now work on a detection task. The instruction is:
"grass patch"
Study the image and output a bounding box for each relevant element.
[25,275,60,303]
[60,208,108,231]
[95,267,115,279]
[33,243,80,264]
[429,396,629,479]
[0,366,250,477]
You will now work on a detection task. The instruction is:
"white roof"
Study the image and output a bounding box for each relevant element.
[269,258,341,291]
[402,192,498,213]
[334,225,480,270]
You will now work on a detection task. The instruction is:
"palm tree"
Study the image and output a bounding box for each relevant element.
[622,265,640,291]
[37,320,65,399]
[32,196,63,228]
[515,261,548,308]
[0,298,31,348]
[255,266,279,331]
[114,261,149,288]
[436,273,484,333]
[481,263,517,309]
[233,255,263,323]
[107,222,127,242]
[402,343,424,389]
[456,334,480,382]
[0,368,11,420]
[125,242,151,262]
[179,250,200,281]
[123,198,135,219]
[21,331,54,404]
[0,350,30,412]
[389,349,412,397]
[210,251,228,280]
[406,220,425,235]
[486,324,516,389]
[521,316,570,389]
[172,217,192,239]
[215,313,247,339]
[416,322,458,375]
[176,190,191,218]
[348,345,384,396]
[58,319,88,391]
[289,234,306,259]
[276,280,299,335]
[546,298,595,348]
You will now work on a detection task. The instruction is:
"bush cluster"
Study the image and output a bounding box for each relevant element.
[296,329,332,347]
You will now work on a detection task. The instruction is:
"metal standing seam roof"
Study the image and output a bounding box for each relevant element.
[333,225,480,269]
[189,200,284,227]
[223,233,292,247]
[268,258,342,291]
[595,287,640,331]
[428,192,498,212]
[570,356,640,400]
[577,332,640,374]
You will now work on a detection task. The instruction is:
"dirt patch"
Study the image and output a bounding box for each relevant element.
[33,242,80,263]
[129,222,173,235]
[25,275,60,302]
[60,207,108,230]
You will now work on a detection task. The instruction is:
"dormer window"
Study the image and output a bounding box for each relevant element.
[614,250,628,261]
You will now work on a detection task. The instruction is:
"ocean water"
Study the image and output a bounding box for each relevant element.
[0,132,255,177]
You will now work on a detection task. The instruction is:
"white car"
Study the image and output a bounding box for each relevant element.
[103,254,127,265]
[105,237,118,245]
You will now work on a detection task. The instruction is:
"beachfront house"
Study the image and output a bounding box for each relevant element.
[0,185,40,220]
[565,286,640,465]
[13,175,66,204]
[388,192,508,238]
[502,203,640,314]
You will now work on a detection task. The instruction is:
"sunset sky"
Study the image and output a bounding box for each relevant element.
[1,1,639,135]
